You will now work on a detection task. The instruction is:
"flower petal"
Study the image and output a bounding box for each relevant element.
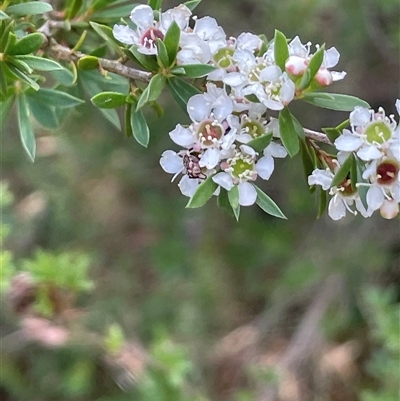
[169,124,194,147]
[212,172,233,190]
[199,148,220,169]
[366,185,385,210]
[238,182,257,206]
[160,150,183,174]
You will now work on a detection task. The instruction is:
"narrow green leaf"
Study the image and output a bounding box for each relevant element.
[232,204,240,221]
[0,63,8,97]
[331,153,354,187]
[51,65,75,86]
[247,133,272,153]
[89,21,121,52]
[1,20,14,52]
[7,33,45,56]
[91,91,127,108]
[217,188,234,217]
[6,2,53,16]
[32,88,84,108]
[15,55,63,71]
[183,0,202,11]
[124,103,133,137]
[172,64,216,78]
[163,21,180,65]
[0,95,15,126]
[186,175,217,208]
[65,0,83,19]
[8,57,33,74]
[291,113,305,140]
[300,140,316,189]
[273,30,289,71]
[28,98,59,129]
[297,44,325,90]
[91,0,122,11]
[254,185,287,219]
[91,4,134,20]
[355,157,368,209]
[129,46,159,72]
[302,92,370,111]
[7,64,39,90]
[156,38,169,68]
[322,127,341,143]
[136,73,165,111]
[16,93,35,161]
[317,187,327,218]
[278,107,299,157]
[228,185,239,210]
[148,0,162,10]
[77,55,99,70]
[256,34,268,57]
[350,153,358,192]
[335,119,350,131]
[130,108,150,147]
[0,11,10,20]
[166,76,200,112]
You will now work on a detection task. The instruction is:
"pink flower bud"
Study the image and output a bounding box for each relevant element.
[380,199,399,219]
[315,68,333,86]
[285,56,308,76]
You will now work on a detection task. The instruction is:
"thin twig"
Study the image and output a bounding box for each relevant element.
[304,128,332,145]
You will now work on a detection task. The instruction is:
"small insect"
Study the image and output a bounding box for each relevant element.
[183,154,206,179]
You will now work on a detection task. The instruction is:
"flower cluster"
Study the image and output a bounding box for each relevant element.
[308,100,400,220]
[160,83,287,206]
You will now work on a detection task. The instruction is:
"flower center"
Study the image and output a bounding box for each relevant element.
[241,119,265,138]
[213,47,234,69]
[183,153,204,179]
[364,121,392,145]
[228,152,255,181]
[197,120,224,147]
[338,176,356,196]
[141,28,164,49]
[376,160,399,185]
[249,64,265,82]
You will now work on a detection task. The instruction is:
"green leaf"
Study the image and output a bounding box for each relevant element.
[350,153,358,192]
[156,38,169,68]
[6,2,53,16]
[166,76,200,112]
[7,33,45,55]
[7,64,39,90]
[28,98,59,129]
[51,65,75,86]
[254,185,286,219]
[89,22,121,52]
[16,93,35,161]
[172,64,216,78]
[217,188,234,217]
[32,88,84,108]
[273,30,289,71]
[65,0,83,19]
[317,186,327,218]
[335,119,350,131]
[124,103,133,137]
[228,185,239,210]
[130,108,150,147]
[322,127,341,143]
[129,46,159,72]
[163,21,180,65]
[0,11,10,20]
[148,0,162,10]
[278,107,299,157]
[15,55,63,71]
[331,153,354,187]
[77,55,99,70]
[183,0,202,11]
[8,57,33,74]
[91,0,123,11]
[136,73,165,111]
[300,140,317,189]
[247,133,272,153]
[355,158,368,209]
[186,175,218,208]
[302,92,370,111]
[91,91,127,108]
[91,3,134,21]
[291,113,305,140]
[297,44,325,90]
[1,20,14,52]
[257,34,268,57]
[0,95,15,126]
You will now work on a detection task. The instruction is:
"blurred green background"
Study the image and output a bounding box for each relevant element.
[1,0,399,400]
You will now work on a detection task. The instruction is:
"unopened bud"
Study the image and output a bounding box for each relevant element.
[380,199,399,219]
[285,56,308,76]
[315,68,333,86]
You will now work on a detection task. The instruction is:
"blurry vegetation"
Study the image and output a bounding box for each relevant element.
[1,0,399,400]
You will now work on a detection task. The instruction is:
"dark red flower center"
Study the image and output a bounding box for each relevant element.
[376,161,398,185]
[141,28,164,49]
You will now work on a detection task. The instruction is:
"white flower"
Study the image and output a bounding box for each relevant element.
[308,167,372,220]
[113,5,164,55]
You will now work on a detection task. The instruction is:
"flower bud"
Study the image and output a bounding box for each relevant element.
[380,199,399,219]
[285,56,308,76]
[315,67,333,86]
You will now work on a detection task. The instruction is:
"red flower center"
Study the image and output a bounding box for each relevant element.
[376,161,398,185]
